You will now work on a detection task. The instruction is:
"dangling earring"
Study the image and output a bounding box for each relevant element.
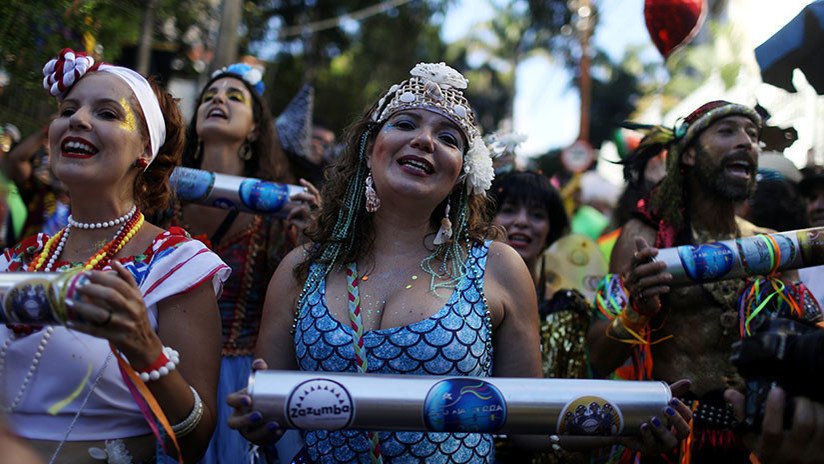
[238,139,252,161]
[433,201,452,245]
[364,172,380,213]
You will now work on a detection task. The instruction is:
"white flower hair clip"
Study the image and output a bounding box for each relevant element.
[463,140,494,195]
[485,131,527,158]
[409,62,468,90]
[212,63,265,95]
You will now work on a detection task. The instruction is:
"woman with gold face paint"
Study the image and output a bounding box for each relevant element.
[173,63,319,464]
[0,49,230,463]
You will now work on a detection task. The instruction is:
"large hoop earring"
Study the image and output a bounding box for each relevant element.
[364,172,380,213]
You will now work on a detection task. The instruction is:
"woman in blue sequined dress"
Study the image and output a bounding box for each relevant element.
[228,63,690,463]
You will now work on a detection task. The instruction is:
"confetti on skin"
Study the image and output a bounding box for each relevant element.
[362,275,369,281]
[120,98,138,134]
[405,284,412,289]
[411,275,418,280]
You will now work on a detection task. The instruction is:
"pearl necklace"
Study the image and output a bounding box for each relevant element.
[36,207,143,272]
[0,327,54,413]
[68,205,136,230]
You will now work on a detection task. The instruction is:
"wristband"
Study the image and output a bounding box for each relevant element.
[622,303,651,331]
[172,386,204,438]
[135,346,180,382]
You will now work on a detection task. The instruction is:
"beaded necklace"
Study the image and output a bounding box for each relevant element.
[0,327,54,413]
[1,207,144,414]
[27,207,144,272]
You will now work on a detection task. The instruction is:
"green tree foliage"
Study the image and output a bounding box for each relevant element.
[0,0,215,132]
[587,47,652,149]
[445,0,580,132]
[248,0,452,134]
[0,0,145,89]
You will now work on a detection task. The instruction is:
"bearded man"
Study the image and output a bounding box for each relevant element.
[588,101,767,462]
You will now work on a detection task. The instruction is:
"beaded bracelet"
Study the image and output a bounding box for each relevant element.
[135,346,180,382]
[172,386,204,438]
[549,434,562,452]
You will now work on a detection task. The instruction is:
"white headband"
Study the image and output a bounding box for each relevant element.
[97,64,166,161]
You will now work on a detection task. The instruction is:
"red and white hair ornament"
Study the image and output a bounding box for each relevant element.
[42,48,96,98]
[42,48,167,164]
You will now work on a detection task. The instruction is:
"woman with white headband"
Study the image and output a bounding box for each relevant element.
[0,48,229,463]
[226,63,691,463]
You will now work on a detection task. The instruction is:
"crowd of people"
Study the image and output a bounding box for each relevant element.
[0,46,823,464]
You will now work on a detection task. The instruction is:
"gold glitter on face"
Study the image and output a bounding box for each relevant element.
[119,97,138,133]
[201,80,251,107]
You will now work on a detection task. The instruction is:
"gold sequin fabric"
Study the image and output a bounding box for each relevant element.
[540,309,591,380]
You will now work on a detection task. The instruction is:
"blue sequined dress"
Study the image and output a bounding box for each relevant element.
[293,241,495,463]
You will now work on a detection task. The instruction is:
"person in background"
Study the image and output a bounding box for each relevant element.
[737,151,807,232]
[599,135,667,265]
[491,170,595,463]
[1,124,70,244]
[310,118,337,167]
[0,123,21,247]
[275,85,326,187]
[176,63,317,464]
[798,165,824,306]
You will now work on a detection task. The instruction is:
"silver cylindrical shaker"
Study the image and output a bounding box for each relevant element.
[249,370,671,436]
[170,167,306,218]
[0,271,89,325]
[655,227,824,286]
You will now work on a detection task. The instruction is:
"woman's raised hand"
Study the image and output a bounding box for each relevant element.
[67,260,162,365]
[287,179,321,239]
[226,358,284,445]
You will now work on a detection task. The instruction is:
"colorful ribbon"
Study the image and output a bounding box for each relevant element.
[345,263,383,464]
[737,234,805,336]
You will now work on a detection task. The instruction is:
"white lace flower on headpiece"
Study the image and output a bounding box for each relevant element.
[464,140,494,195]
[409,62,468,90]
[486,131,527,158]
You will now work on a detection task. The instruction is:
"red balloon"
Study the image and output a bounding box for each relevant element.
[644,0,706,58]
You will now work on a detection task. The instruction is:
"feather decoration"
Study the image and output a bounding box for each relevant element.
[618,122,677,188]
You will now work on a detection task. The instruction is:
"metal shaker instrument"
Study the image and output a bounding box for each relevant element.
[249,370,671,436]
[654,227,824,286]
[170,167,307,217]
[0,271,90,325]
